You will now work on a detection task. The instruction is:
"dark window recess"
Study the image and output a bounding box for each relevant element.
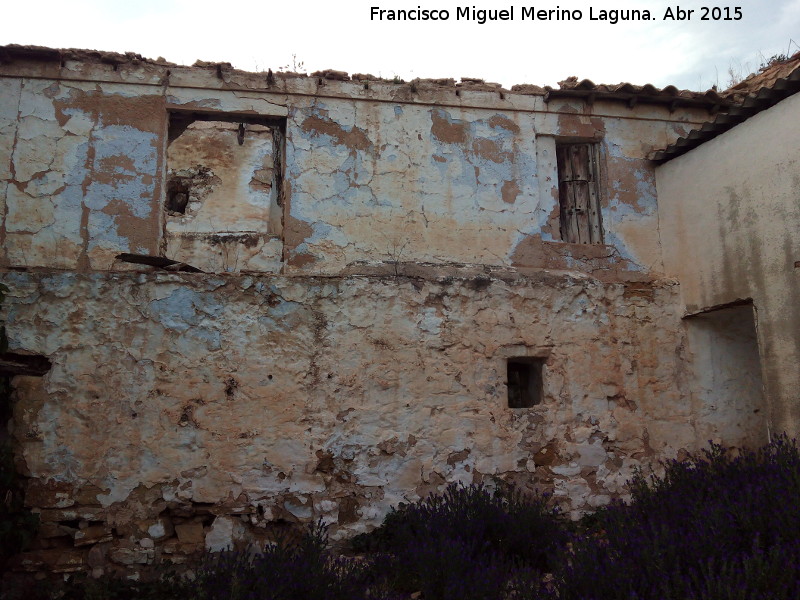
[507,358,544,408]
[166,177,190,214]
[556,143,603,244]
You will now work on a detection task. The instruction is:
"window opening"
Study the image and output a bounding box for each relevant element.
[163,111,286,273]
[507,358,544,408]
[556,142,603,244]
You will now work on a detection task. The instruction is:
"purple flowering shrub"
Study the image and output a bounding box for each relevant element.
[555,435,800,600]
[191,521,372,600]
[14,437,800,599]
[353,483,562,599]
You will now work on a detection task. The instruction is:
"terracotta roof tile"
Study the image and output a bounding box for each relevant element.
[652,51,800,162]
[722,51,800,101]
[3,42,793,119]
[558,76,727,101]
[528,76,729,111]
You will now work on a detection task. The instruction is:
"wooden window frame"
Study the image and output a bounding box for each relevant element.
[555,142,603,244]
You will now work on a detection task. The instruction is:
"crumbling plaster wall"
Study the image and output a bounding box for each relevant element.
[0,55,709,278]
[283,97,697,277]
[5,268,702,573]
[656,90,800,437]
[1,78,165,270]
[0,53,755,575]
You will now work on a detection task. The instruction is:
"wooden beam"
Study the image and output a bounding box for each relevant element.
[0,353,52,376]
[115,253,204,273]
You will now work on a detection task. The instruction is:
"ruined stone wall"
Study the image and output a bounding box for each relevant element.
[0,49,757,576]
[284,95,699,277]
[5,269,697,574]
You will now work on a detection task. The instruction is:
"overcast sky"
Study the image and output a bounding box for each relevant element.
[3,0,799,91]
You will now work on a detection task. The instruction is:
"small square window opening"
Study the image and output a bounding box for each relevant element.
[507,358,544,408]
[556,142,603,244]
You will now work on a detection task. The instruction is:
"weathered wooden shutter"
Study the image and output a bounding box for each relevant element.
[556,143,603,244]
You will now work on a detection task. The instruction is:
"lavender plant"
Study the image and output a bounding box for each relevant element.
[193,520,368,600]
[555,435,800,600]
[355,483,561,599]
[9,437,800,600]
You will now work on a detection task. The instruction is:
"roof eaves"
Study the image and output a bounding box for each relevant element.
[651,67,800,162]
[543,83,729,112]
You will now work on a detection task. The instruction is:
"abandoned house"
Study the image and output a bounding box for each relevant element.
[0,43,798,575]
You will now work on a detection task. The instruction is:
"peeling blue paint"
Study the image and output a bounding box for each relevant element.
[634,171,658,216]
[87,211,130,251]
[94,125,158,178]
[65,142,90,186]
[428,109,520,213]
[302,222,335,247]
[85,180,150,211]
[63,123,160,252]
[606,140,625,159]
[87,124,158,218]
[57,184,86,213]
[39,272,78,296]
[256,300,309,332]
[148,288,223,350]
[602,230,644,271]
[332,169,351,196]
[149,288,224,332]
